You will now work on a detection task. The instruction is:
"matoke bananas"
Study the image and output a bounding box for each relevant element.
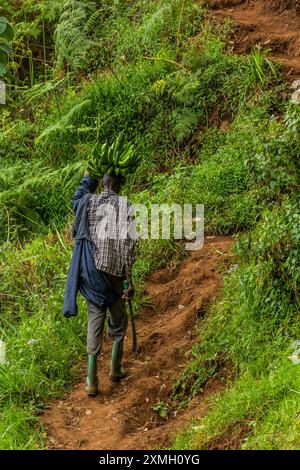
[87,133,139,179]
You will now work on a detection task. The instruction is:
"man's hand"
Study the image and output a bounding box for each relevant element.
[122,280,134,301]
[84,170,89,177]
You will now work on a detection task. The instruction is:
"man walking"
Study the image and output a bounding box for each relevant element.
[63,171,136,397]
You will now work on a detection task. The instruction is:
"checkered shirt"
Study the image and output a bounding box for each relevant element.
[87,189,136,278]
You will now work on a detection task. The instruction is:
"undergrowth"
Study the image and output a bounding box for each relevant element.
[0,0,299,450]
[172,104,300,450]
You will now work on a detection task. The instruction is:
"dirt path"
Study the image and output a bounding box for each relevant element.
[42,237,233,450]
[208,0,300,79]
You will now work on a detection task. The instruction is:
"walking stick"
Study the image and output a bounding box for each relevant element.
[123,280,138,353]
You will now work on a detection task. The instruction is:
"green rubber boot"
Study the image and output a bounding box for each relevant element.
[109,341,127,382]
[86,354,98,396]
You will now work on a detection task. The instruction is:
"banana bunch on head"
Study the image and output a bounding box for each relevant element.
[88,132,139,179]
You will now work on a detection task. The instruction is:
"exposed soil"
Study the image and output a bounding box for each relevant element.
[41,237,233,450]
[207,0,300,79]
[203,421,251,450]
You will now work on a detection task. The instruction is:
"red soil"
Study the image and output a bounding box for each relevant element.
[208,0,300,79]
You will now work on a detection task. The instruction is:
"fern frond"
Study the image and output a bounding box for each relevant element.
[172,108,199,142]
[35,99,91,144]
[53,0,97,73]
[83,9,106,34]
[23,76,69,103]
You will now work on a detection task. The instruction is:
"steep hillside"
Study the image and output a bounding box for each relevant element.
[208,0,300,77]
[0,0,299,450]
[42,238,232,450]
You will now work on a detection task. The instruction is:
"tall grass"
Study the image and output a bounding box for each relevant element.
[0,0,298,450]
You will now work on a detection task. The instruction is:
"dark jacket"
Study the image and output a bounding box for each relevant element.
[63,176,121,317]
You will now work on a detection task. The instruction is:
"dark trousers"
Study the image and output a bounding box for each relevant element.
[87,298,128,355]
[86,273,127,356]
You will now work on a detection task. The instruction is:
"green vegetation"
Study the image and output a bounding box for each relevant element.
[0,0,299,450]
[0,16,14,76]
[172,108,300,449]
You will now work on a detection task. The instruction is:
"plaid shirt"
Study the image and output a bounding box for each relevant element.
[87,189,136,279]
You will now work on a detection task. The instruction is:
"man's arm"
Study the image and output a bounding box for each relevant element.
[121,202,137,299]
[123,237,136,281]
[122,240,136,300]
[72,171,99,215]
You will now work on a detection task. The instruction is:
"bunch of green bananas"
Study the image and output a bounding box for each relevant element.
[87,133,139,179]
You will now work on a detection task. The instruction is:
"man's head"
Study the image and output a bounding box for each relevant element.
[103,173,125,194]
